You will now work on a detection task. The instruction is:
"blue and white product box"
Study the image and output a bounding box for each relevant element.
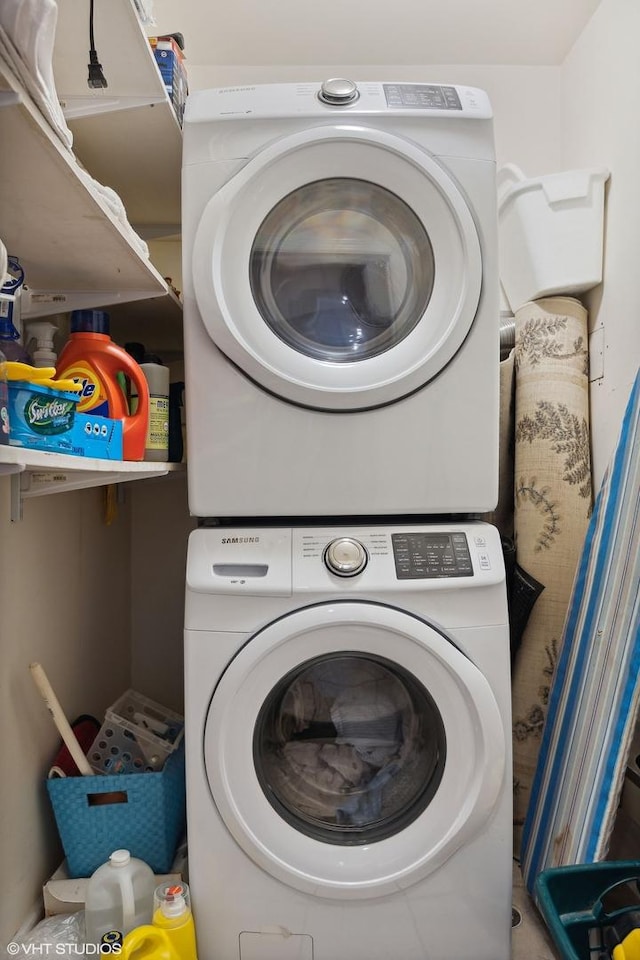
[149,37,188,125]
[73,413,123,460]
[8,380,123,459]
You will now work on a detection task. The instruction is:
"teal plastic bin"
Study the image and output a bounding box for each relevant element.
[47,742,185,878]
[535,861,640,960]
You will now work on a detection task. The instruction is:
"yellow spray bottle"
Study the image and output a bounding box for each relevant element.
[120,881,198,960]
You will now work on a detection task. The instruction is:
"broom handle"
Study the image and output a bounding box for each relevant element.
[29,662,94,776]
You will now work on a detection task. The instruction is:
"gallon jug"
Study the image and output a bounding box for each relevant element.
[121,881,198,960]
[56,310,149,460]
[85,849,155,945]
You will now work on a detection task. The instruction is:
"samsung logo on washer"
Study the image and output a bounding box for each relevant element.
[221,537,260,544]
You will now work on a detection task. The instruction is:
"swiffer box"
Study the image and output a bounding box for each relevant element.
[8,381,123,459]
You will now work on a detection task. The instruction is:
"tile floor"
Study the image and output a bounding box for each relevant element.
[512,862,559,959]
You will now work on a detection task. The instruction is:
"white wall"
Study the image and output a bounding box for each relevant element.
[0,481,132,943]
[561,0,640,488]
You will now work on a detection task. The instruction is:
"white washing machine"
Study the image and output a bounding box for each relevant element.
[182,81,499,518]
[184,521,512,960]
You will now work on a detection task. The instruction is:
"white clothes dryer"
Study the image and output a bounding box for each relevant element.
[182,81,499,518]
[184,521,512,960]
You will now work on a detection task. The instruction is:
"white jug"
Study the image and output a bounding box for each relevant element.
[84,849,155,945]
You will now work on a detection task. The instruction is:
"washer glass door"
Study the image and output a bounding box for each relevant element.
[204,601,505,899]
[254,651,445,843]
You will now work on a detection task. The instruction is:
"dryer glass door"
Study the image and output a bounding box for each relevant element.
[204,601,506,899]
[250,178,435,363]
[191,125,484,410]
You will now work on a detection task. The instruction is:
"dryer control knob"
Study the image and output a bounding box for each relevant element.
[324,537,368,577]
[318,78,359,105]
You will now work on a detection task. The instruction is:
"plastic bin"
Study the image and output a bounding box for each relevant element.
[534,861,640,960]
[498,163,610,312]
[88,689,184,774]
[46,742,186,879]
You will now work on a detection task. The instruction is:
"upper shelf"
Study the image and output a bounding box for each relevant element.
[52,0,182,233]
[0,60,170,319]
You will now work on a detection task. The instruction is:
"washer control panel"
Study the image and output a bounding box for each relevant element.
[186,524,504,598]
[392,532,473,579]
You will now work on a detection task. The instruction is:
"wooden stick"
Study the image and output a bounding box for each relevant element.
[29,662,94,776]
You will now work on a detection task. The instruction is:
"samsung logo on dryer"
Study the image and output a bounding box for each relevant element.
[221,536,260,544]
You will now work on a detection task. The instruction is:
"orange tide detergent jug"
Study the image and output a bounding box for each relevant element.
[121,882,198,960]
[56,310,149,460]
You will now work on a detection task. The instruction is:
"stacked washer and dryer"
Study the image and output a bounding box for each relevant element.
[181,80,512,960]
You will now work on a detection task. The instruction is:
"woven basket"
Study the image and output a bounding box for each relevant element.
[47,742,185,878]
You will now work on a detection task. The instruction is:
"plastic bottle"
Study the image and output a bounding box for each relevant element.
[0,257,28,362]
[84,849,155,946]
[139,353,169,462]
[56,310,149,460]
[120,881,198,960]
[25,320,58,368]
[168,381,184,463]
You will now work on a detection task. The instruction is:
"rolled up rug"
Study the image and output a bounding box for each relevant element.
[511,296,593,852]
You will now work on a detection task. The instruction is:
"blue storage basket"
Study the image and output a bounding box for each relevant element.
[47,742,185,878]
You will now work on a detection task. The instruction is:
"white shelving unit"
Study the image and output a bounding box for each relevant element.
[53,0,182,234]
[0,447,184,521]
[0,61,171,319]
[0,0,185,517]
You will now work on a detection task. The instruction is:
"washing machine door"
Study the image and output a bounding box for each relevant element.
[192,126,483,410]
[204,601,505,899]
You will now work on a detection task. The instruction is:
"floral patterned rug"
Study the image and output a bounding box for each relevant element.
[511,296,593,853]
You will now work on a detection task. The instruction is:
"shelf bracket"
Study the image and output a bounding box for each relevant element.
[10,473,23,522]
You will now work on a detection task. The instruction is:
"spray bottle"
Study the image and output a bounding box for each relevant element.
[0,257,29,363]
[25,320,58,368]
[120,881,198,960]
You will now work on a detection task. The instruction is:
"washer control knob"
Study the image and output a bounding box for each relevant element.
[318,78,359,105]
[324,537,368,577]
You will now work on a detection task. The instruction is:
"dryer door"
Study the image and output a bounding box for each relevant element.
[203,601,506,899]
[191,125,483,410]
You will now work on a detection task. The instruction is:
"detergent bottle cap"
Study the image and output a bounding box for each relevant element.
[155,882,190,919]
[109,849,131,867]
[70,309,110,335]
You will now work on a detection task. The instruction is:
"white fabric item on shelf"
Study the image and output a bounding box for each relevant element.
[0,0,73,150]
[74,164,150,260]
